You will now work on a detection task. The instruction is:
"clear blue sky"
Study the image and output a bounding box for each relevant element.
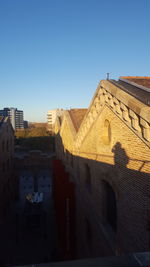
[0,0,150,122]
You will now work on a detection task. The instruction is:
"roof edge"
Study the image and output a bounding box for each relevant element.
[119,77,150,93]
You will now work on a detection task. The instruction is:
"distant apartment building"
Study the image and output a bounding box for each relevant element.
[23,120,28,129]
[0,117,15,220]
[47,109,63,132]
[0,107,24,130]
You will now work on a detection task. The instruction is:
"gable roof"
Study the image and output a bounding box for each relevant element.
[110,77,150,106]
[120,76,150,89]
[0,116,14,133]
[68,109,87,131]
[0,116,5,128]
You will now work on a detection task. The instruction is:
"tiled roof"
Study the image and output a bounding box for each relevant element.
[120,76,150,89]
[68,109,87,131]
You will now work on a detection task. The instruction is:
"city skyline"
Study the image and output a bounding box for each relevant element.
[1,0,150,122]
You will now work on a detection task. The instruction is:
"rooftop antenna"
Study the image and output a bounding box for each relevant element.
[106,73,110,80]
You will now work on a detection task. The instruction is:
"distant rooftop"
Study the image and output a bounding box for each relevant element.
[109,77,150,106]
[68,109,87,131]
[0,116,3,128]
[120,76,150,89]
[0,116,7,128]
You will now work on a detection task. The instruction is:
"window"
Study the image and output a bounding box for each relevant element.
[85,164,92,193]
[2,162,5,172]
[103,181,117,232]
[86,219,92,252]
[2,141,5,152]
[66,150,69,161]
[70,154,73,167]
[7,159,9,169]
[102,120,111,145]
[6,140,9,151]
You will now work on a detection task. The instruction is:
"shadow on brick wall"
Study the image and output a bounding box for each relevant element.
[54,132,150,259]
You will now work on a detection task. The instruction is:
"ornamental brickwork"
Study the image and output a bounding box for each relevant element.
[54,78,150,258]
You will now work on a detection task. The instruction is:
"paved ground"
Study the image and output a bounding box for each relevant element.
[0,168,57,266]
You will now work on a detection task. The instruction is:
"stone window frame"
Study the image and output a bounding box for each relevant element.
[102,180,117,233]
[102,119,111,145]
[85,163,92,193]
[2,140,5,152]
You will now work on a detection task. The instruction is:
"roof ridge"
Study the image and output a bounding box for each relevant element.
[120,76,150,79]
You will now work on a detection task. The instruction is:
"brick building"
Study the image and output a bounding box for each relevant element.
[0,117,15,220]
[54,77,150,258]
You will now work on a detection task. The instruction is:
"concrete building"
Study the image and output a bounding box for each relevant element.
[47,109,63,132]
[54,77,150,258]
[0,107,24,130]
[0,117,15,220]
[24,120,28,129]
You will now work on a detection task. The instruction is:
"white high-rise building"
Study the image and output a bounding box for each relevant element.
[0,108,24,130]
[47,109,63,131]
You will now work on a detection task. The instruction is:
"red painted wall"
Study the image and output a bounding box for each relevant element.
[53,160,75,260]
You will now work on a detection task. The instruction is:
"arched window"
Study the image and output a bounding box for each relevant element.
[102,120,111,145]
[86,218,92,252]
[7,159,9,169]
[70,154,73,167]
[6,140,9,151]
[2,141,5,152]
[85,164,91,193]
[103,181,117,232]
[2,162,5,172]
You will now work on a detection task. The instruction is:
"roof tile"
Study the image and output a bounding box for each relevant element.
[120,76,150,89]
[68,109,87,131]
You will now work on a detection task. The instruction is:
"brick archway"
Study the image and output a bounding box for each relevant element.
[102,180,117,233]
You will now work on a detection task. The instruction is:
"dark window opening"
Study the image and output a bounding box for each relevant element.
[2,141,5,152]
[86,219,92,252]
[7,159,9,169]
[6,140,9,151]
[70,154,73,167]
[2,162,5,172]
[104,181,117,233]
[85,164,91,193]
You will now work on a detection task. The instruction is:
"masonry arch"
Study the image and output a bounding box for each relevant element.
[102,180,117,233]
[102,119,111,145]
[85,163,92,193]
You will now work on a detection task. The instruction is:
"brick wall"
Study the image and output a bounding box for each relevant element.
[55,88,150,258]
[0,120,15,220]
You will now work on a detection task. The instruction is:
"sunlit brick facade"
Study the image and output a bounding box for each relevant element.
[54,77,150,258]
